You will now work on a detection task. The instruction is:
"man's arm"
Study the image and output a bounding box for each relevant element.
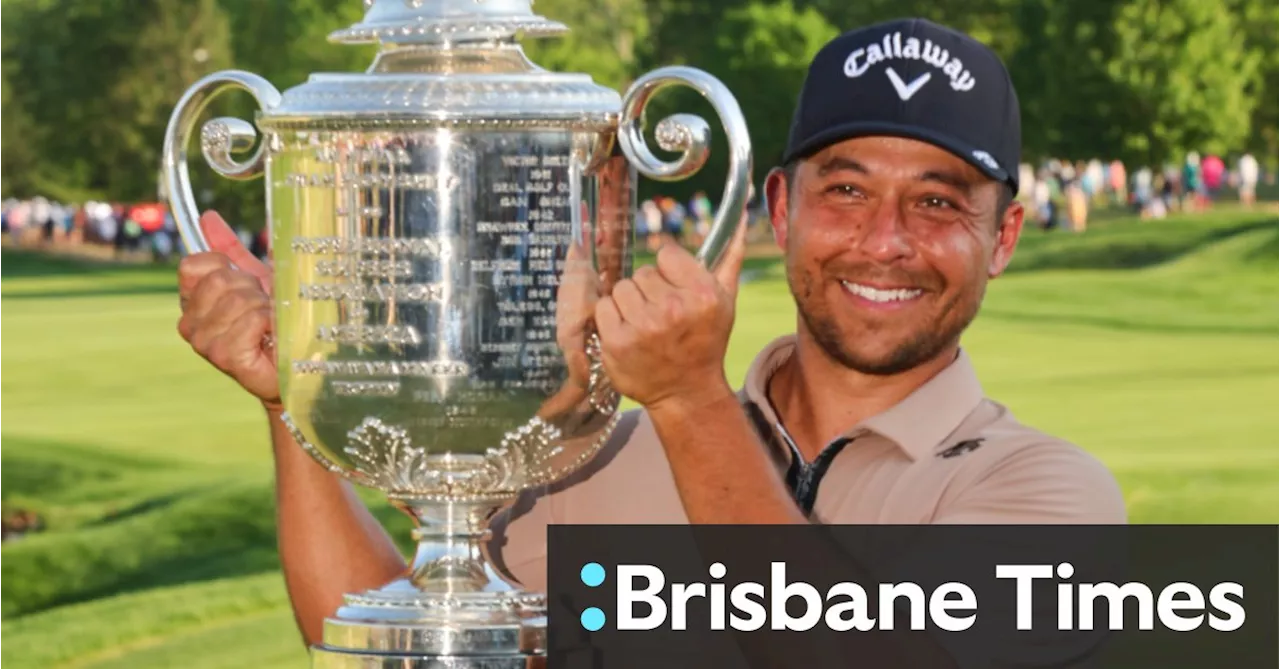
[175,211,407,647]
[644,388,963,668]
[648,388,805,525]
[266,407,407,646]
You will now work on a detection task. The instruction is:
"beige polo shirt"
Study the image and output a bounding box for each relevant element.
[492,335,1127,591]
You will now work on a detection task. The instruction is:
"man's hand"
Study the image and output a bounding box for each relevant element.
[594,217,748,412]
[176,211,280,410]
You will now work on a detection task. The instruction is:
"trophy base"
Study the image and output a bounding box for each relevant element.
[311,499,549,668]
[312,649,543,669]
[312,586,547,669]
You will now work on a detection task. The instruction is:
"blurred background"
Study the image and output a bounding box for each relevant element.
[1,0,1276,667]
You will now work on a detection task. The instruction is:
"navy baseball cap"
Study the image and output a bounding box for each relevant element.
[782,18,1022,195]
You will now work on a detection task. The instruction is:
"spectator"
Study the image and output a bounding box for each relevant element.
[1237,153,1259,208]
[1109,159,1127,206]
[1201,154,1225,198]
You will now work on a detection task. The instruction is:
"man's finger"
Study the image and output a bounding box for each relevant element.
[177,253,233,298]
[221,306,275,371]
[610,280,652,328]
[653,240,705,289]
[593,295,624,341]
[631,264,676,306]
[712,213,750,296]
[201,211,272,290]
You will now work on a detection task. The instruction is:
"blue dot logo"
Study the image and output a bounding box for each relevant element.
[580,562,606,587]
[580,606,606,631]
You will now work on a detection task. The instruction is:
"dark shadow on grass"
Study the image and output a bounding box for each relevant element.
[2,435,182,471]
[1241,226,1280,266]
[1002,362,1277,388]
[2,480,280,617]
[979,308,1276,336]
[82,483,226,528]
[1,248,178,278]
[3,284,178,300]
[1004,216,1276,273]
[39,545,284,615]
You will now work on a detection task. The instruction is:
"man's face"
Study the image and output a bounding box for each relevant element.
[766,136,1024,375]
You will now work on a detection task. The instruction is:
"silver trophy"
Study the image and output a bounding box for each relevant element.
[162,1,750,667]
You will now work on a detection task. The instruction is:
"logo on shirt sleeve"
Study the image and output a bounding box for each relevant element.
[938,438,985,459]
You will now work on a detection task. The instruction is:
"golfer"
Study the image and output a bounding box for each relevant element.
[176,18,1125,649]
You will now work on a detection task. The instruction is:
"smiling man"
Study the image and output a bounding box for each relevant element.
[493,18,1126,587]
[174,17,1126,651]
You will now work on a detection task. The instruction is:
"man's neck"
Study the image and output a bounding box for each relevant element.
[766,329,959,463]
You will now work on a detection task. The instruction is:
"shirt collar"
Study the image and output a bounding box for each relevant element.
[741,335,986,461]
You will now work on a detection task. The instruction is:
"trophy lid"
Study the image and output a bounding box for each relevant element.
[330,0,569,44]
[255,0,622,132]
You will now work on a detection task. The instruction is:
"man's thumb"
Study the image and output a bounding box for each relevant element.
[200,210,271,286]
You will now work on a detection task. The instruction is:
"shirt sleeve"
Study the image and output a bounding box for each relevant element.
[935,439,1127,525]
[917,441,1127,669]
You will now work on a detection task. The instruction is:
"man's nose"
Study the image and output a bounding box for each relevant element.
[856,197,914,262]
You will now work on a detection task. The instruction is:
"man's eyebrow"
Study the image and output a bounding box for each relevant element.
[919,170,976,193]
[816,157,868,176]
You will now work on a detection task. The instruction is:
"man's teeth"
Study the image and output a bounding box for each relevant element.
[841,281,923,303]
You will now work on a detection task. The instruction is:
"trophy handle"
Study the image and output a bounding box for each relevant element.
[617,66,753,270]
[161,70,283,254]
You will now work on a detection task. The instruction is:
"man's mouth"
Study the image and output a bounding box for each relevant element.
[840,281,924,304]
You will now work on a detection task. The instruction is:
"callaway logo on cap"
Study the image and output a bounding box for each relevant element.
[783,18,1022,194]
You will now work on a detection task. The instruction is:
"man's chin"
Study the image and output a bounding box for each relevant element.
[833,350,929,376]
[815,328,945,376]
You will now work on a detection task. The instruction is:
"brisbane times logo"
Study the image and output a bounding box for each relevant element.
[572,561,1247,634]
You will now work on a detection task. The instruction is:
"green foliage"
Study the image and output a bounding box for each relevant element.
[1105,0,1259,163]
[1011,0,1267,167]
[1232,0,1280,165]
[713,1,839,173]
[524,0,650,91]
[1,49,50,199]
[2,0,234,202]
[1,0,1274,208]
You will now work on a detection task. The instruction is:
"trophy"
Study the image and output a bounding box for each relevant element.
[162,1,751,667]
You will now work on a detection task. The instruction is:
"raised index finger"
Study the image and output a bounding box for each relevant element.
[201,211,272,292]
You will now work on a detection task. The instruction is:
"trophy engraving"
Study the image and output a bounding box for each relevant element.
[162,0,750,666]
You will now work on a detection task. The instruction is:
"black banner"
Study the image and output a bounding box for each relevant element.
[547,525,1277,668]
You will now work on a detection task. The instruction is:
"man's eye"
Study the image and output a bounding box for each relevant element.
[825,184,861,197]
[921,196,957,209]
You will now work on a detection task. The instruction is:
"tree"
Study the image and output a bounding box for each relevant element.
[220,0,373,89]
[1,34,48,199]
[522,0,650,92]
[1,0,233,202]
[711,1,838,173]
[1104,0,1260,166]
[1229,0,1279,165]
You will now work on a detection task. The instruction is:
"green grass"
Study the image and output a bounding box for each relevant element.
[2,208,1277,668]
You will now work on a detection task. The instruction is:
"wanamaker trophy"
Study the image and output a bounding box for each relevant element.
[161,0,752,666]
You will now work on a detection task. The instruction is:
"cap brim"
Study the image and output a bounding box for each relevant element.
[783,121,1016,194]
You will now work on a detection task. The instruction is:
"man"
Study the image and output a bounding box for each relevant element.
[176,18,1125,649]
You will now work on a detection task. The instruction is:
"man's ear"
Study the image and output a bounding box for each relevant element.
[989,200,1025,278]
[764,167,791,251]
